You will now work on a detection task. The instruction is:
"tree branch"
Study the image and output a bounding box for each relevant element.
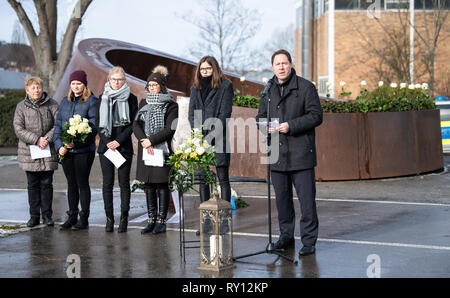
[33,0,53,68]
[7,0,38,50]
[46,0,58,60]
[55,0,93,80]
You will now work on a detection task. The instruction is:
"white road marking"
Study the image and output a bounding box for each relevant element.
[2,219,450,251]
[1,188,448,207]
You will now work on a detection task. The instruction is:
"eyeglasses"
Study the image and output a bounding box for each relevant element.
[110,78,125,83]
[148,83,160,89]
[200,67,213,72]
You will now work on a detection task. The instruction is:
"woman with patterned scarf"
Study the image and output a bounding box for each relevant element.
[96,66,138,233]
[133,65,179,234]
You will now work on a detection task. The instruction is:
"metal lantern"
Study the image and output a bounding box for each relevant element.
[198,190,233,272]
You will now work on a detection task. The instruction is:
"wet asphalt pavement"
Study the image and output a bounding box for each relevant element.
[0,152,449,278]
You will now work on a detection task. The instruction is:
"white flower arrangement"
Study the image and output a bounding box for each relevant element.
[167,128,216,193]
[58,114,92,162]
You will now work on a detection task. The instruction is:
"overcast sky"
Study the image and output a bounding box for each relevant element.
[1,0,298,61]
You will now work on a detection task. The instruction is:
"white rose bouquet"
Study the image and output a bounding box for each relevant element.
[166,128,216,193]
[58,114,92,162]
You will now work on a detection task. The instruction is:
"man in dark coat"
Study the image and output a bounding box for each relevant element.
[256,49,323,257]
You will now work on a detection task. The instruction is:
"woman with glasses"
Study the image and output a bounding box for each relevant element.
[188,56,234,234]
[96,66,138,233]
[133,65,178,235]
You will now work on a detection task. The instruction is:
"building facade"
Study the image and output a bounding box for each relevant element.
[295,0,450,98]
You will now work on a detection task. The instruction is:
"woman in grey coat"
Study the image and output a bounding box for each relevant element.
[13,76,59,227]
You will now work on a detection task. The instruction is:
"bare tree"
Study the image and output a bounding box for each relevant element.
[262,23,296,66]
[353,17,427,85]
[182,0,260,72]
[7,0,93,95]
[407,0,449,97]
[10,20,34,72]
[349,0,448,96]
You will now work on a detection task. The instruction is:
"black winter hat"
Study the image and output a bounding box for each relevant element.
[147,65,168,93]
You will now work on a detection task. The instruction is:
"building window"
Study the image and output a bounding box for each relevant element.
[414,0,449,9]
[334,0,448,10]
[314,0,330,19]
[385,0,410,9]
[335,0,361,9]
[318,76,329,96]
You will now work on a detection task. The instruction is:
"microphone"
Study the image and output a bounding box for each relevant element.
[261,78,273,99]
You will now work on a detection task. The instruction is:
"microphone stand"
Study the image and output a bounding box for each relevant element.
[233,81,297,264]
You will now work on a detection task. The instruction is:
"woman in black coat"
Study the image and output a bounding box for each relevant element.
[133,65,178,235]
[96,66,138,233]
[188,56,233,208]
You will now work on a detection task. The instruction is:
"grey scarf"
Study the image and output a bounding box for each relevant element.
[136,91,174,153]
[99,82,131,137]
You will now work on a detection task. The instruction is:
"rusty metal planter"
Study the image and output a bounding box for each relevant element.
[315,110,443,180]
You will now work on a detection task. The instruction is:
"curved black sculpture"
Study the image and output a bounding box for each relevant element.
[54,38,264,101]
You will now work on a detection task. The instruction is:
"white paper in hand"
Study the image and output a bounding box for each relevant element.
[256,120,279,128]
[143,148,164,167]
[104,149,126,169]
[30,144,51,160]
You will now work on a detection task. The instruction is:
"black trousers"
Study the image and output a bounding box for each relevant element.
[199,166,231,202]
[61,152,95,215]
[271,168,319,247]
[99,153,132,214]
[25,171,54,219]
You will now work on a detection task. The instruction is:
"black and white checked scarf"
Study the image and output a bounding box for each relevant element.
[136,92,174,153]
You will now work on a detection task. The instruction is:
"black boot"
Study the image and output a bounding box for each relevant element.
[60,211,78,230]
[199,183,211,203]
[72,211,89,230]
[196,184,210,236]
[152,217,167,234]
[27,216,40,227]
[153,187,169,234]
[42,216,55,227]
[105,211,114,232]
[141,217,156,234]
[118,211,128,233]
[141,186,157,234]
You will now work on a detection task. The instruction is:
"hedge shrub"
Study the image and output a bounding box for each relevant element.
[322,86,435,113]
[233,85,436,113]
[0,90,25,147]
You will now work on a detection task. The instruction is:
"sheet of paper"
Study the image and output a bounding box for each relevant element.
[256,120,279,128]
[29,144,51,160]
[104,148,126,169]
[143,148,165,167]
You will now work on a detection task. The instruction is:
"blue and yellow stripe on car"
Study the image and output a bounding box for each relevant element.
[442,121,450,145]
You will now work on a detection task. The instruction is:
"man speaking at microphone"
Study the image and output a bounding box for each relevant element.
[256,49,323,257]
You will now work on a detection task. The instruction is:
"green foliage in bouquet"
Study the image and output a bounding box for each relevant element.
[166,128,217,194]
[58,114,92,162]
